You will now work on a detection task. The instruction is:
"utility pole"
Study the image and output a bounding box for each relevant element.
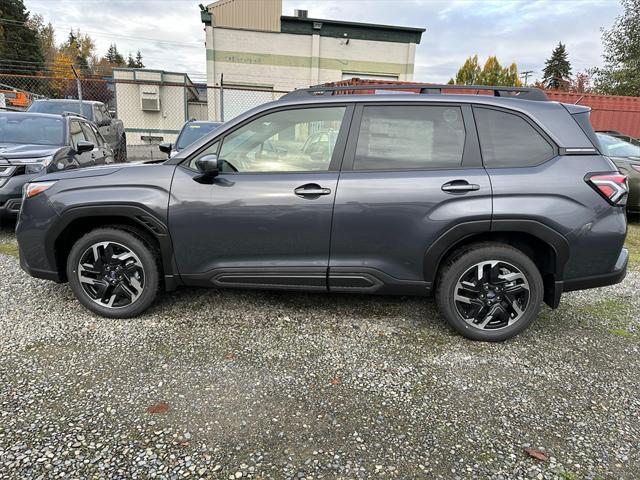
[71,65,83,114]
[520,70,534,86]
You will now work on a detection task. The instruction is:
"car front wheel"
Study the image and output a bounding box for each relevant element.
[436,243,543,341]
[66,228,159,318]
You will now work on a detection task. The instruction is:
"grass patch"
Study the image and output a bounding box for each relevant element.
[0,241,18,258]
[626,223,640,269]
[578,298,632,321]
[608,328,635,339]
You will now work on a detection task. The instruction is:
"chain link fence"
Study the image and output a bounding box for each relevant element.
[0,72,288,161]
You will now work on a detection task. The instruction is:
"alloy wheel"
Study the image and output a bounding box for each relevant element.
[77,241,145,309]
[454,260,530,330]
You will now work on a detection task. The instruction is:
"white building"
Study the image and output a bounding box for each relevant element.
[201,0,425,120]
[113,68,205,148]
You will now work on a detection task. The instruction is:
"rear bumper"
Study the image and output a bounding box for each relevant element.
[562,247,628,292]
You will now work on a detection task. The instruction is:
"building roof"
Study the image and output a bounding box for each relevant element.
[280,15,425,44]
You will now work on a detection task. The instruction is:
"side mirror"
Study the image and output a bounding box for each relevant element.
[195,154,219,177]
[159,143,172,155]
[100,118,111,127]
[76,141,94,153]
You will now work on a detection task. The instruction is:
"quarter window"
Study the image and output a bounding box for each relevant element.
[217,107,346,173]
[474,107,555,167]
[353,106,466,170]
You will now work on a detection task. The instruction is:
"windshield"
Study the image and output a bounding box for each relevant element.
[597,133,640,158]
[28,100,92,119]
[176,122,221,150]
[0,114,64,146]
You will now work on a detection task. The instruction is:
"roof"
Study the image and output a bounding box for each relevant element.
[280,15,425,44]
[0,111,72,119]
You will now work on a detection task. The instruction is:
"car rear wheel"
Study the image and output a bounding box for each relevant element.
[67,228,159,318]
[436,243,543,341]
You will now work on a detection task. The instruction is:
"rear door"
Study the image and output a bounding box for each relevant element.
[329,102,492,294]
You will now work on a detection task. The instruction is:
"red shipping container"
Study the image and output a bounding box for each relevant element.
[324,79,640,139]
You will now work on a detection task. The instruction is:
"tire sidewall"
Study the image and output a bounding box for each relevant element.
[437,245,544,341]
[66,228,158,318]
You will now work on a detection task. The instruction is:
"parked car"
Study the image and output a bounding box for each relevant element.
[159,120,223,158]
[596,132,640,215]
[16,85,629,341]
[28,99,127,162]
[0,111,114,216]
[597,130,640,147]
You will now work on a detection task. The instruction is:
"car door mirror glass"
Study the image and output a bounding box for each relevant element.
[76,140,94,153]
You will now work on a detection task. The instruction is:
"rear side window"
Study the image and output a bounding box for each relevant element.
[353,105,466,170]
[474,107,554,167]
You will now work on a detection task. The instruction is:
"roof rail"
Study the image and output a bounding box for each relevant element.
[60,111,88,119]
[283,84,549,102]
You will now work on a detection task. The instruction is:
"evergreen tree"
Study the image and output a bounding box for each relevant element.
[134,50,144,68]
[127,53,136,68]
[105,43,125,66]
[592,0,640,96]
[0,0,45,74]
[543,42,572,89]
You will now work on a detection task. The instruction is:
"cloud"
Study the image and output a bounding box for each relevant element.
[24,0,622,84]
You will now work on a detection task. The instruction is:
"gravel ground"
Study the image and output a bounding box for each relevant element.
[1,219,639,479]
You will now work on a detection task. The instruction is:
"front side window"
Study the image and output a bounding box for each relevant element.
[69,121,86,149]
[474,107,555,167]
[353,105,466,170]
[217,107,346,173]
[80,123,98,145]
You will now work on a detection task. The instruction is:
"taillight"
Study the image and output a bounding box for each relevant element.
[24,181,56,199]
[586,173,628,205]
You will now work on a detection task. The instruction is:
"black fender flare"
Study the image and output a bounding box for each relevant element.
[46,204,180,290]
[423,219,570,286]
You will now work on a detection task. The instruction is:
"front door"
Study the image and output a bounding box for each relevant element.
[69,120,95,168]
[169,104,352,290]
[329,103,493,294]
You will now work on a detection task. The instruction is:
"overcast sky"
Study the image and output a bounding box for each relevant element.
[24,0,623,84]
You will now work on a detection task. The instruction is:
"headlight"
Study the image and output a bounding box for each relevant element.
[24,181,56,199]
[25,163,46,174]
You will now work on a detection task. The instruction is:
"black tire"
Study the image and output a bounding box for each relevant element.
[115,134,127,162]
[435,242,544,341]
[66,228,159,318]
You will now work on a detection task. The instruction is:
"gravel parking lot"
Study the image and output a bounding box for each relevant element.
[1,220,639,480]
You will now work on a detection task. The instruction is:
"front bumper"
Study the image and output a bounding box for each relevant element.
[0,172,39,217]
[19,246,62,282]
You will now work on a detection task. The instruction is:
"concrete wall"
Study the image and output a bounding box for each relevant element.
[205,26,416,92]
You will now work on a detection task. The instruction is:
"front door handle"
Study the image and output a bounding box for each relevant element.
[441,180,480,193]
[294,184,332,197]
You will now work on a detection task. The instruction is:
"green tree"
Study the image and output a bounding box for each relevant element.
[26,13,56,66]
[451,55,481,85]
[592,0,640,96]
[0,0,45,74]
[134,50,144,68]
[105,43,125,66]
[450,55,522,87]
[543,42,572,89]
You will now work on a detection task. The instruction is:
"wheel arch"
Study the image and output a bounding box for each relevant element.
[425,220,570,308]
[48,205,180,290]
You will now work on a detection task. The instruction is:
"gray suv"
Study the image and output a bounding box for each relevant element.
[15,85,629,341]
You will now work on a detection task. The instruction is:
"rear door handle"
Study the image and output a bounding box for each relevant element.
[441,180,480,193]
[294,184,332,197]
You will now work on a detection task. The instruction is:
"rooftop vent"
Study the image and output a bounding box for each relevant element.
[294,9,308,18]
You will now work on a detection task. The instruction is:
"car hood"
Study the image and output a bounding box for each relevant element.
[35,162,172,181]
[0,143,61,161]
